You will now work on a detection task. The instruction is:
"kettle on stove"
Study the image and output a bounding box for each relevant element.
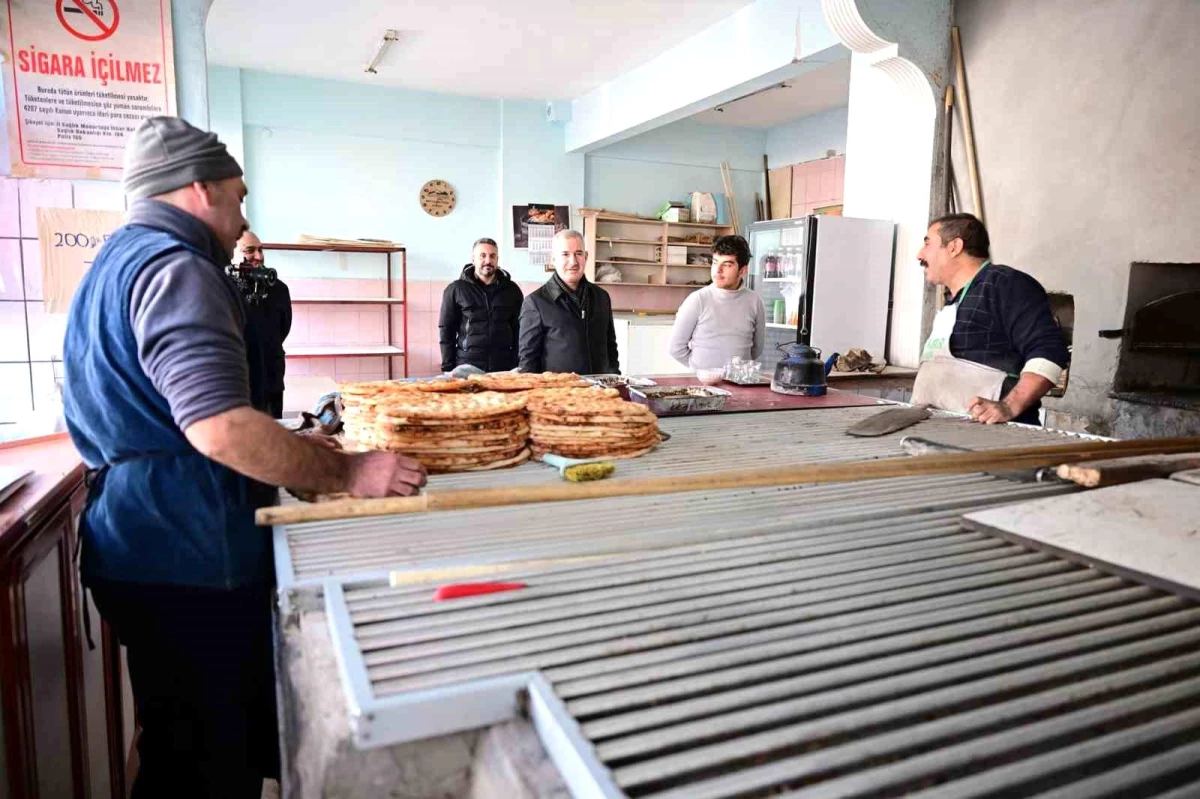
[770,342,835,396]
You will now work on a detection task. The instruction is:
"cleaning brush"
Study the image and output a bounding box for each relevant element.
[541,453,616,482]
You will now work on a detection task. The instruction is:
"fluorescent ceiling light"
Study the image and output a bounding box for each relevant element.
[364,30,399,74]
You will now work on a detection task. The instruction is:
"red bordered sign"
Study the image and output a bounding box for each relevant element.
[56,0,121,42]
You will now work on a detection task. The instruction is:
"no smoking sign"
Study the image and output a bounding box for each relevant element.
[56,0,120,42]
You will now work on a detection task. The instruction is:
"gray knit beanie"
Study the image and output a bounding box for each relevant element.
[122,116,243,201]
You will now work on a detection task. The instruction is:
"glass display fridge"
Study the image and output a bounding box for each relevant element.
[745,215,896,360]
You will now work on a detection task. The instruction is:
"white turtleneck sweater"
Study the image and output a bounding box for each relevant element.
[668,283,766,370]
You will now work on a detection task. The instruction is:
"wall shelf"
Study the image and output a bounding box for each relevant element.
[261,242,404,254]
[761,277,806,283]
[263,242,408,378]
[582,210,732,316]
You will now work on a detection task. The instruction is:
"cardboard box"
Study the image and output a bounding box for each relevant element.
[660,206,691,223]
[666,245,688,265]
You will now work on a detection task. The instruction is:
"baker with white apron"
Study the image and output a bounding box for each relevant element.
[911,215,1069,426]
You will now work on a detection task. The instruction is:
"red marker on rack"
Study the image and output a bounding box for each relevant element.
[433,582,527,601]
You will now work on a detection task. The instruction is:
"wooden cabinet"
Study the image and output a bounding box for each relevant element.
[580,210,732,290]
[1,438,130,799]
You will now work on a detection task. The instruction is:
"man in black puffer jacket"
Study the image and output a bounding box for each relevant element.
[438,238,524,373]
[518,229,619,375]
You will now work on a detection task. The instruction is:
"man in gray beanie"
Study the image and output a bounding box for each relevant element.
[62,116,427,798]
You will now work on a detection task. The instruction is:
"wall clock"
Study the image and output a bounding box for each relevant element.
[419,180,456,217]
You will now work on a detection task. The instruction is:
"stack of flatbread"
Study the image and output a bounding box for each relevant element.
[340,382,530,473]
[467,372,591,392]
[526,389,660,460]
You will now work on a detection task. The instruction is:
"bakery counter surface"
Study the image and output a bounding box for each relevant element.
[644,375,889,413]
[0,433,85,555]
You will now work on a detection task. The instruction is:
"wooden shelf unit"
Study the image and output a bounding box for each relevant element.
[581,210,732,291]
[261,242,408,378]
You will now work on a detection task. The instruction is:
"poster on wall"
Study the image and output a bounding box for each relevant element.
[37,207,124,312]
[511,204,570,249]
[0,0,176,180]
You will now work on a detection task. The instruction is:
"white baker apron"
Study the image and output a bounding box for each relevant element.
[911,270,1007,414]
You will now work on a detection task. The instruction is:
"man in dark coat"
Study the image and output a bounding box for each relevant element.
[62,117,425,799]
[231,229,291,418]
[438,237,524,373]
[518,229,619,374]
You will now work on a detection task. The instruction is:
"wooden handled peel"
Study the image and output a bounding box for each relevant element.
[255,436,1200,526]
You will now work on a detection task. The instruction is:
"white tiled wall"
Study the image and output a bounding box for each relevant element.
[0,176,126,424]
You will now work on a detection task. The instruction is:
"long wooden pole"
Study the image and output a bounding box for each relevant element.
[951,26,984,224]
[762,154,772,221]
[942,83,955,216]
[257,436,1200,526]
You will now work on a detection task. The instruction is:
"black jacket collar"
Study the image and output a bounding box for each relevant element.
[460,263,512,288]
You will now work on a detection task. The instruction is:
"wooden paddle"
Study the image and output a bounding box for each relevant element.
[256,437,1200,526]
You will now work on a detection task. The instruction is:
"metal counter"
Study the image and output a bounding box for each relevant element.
[274,406,1200,798]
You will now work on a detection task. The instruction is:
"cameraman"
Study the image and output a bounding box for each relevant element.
[231,230,291,418]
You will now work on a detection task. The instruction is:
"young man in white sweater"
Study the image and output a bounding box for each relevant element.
[668,235,766,370]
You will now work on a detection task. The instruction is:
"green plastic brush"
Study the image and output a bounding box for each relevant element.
[541,453,616,482]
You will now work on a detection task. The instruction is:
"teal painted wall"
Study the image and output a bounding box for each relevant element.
[765,107,848,167]
[585,120,767,236]
[208,68,771,280]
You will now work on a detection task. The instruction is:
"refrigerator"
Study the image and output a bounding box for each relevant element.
[745,215,896,363]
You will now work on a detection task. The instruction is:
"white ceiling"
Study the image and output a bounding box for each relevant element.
[206,0,753,100]
[690,58,851,128]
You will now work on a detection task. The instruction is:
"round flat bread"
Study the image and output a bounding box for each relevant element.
[519,386,620,400]
[529,412,656,426]
[530,421,655,436]
[468,372,591,391]
[368,428,529,446]
[366,439,526,455]
[413,444,529,466]
[526,394,655,418]
[340,377,470,396]
[533,432,659,449]
[535,428,659,444]
[362,413,528,430]
[428,447,532,474]
[532,442,658,460]
[358,391,527,420]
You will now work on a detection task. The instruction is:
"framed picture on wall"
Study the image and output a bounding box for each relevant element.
[512,204,571,249]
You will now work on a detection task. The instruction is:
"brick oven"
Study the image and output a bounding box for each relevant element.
[1101,262,1200,437]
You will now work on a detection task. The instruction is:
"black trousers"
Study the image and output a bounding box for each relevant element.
[267,392,284,420]
[90,578,281,799]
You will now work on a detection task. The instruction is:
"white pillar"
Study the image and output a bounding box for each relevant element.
[821,0,950,367]
[171,0,216,127]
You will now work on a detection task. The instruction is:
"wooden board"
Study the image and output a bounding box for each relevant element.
[1056,453,1200,488]
[768,167,792,220]
[963,479,1200,596]
[1172,469,1200,487]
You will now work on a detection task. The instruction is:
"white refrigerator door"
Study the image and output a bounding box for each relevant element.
[809,216,896,359]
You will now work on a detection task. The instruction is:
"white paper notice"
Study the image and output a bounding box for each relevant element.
[0,0,176,179]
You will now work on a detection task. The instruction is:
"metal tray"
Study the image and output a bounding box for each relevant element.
[584,374,657,400]
[627,385,731,415]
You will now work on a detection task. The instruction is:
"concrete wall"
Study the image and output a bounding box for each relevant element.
[765,107,848,167]
[953,0,1200,433]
